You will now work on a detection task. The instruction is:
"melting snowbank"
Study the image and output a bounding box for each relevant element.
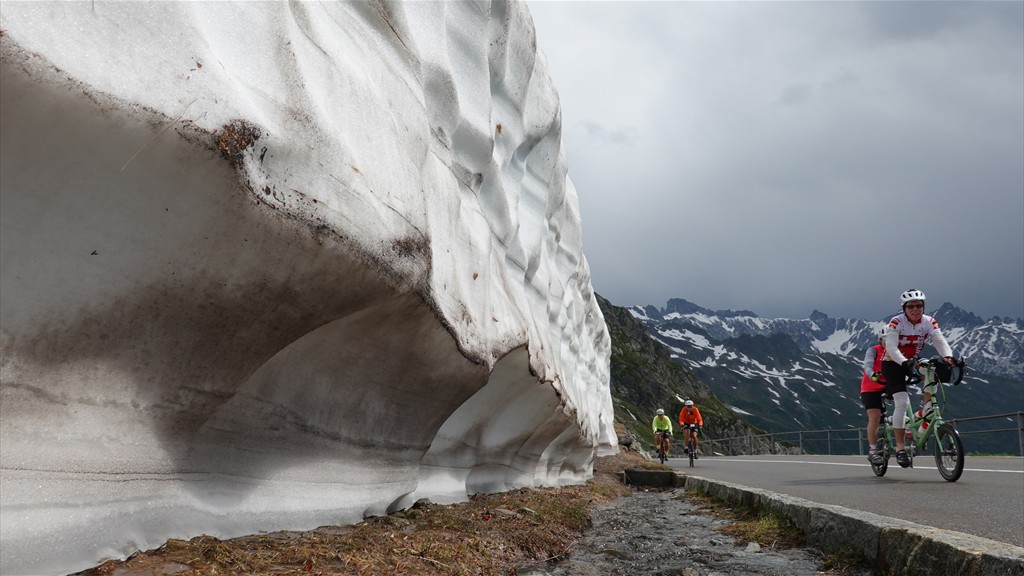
[0,2,613,574]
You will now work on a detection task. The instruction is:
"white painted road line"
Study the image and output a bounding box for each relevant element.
[710,458,1024,473]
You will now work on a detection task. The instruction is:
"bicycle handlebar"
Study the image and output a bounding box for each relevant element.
[908,356,968,386]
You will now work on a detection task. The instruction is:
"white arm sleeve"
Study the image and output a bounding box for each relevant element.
[929,329,954,358]
[863,347,876,375]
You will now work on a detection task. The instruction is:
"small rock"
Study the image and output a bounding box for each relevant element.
[493,508,521,518]
[598,548,633,560]
[745,542,761,553]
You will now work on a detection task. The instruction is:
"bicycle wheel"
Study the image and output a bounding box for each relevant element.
[871,436,889,477]
[688,438,695,468]
[933,423,964,482]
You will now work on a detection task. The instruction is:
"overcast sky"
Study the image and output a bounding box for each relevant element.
[528,1,1023,321]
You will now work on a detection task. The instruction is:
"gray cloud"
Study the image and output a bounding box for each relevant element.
[530,1,1024,321]
[577,121,638,147]
[778,83,813,107]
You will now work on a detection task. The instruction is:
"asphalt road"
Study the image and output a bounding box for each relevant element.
[668,454,1024,548]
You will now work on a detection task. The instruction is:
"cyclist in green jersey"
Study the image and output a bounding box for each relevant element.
[652,408,673,456]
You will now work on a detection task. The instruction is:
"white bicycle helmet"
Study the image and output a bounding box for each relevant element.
[899,289,926,305]
[656,408,665,415]
[684,400,694,407]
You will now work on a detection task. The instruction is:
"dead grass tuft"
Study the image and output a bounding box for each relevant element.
[818,547,879,575]
[684,491,806,549]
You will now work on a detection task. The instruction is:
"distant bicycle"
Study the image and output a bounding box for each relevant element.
[655,430,671,464]
[681,423,699,467]
[871,356,967,482]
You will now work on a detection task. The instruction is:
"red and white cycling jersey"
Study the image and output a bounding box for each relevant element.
[883,313,953,364]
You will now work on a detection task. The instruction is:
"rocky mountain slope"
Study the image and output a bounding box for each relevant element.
[596,294,785,456]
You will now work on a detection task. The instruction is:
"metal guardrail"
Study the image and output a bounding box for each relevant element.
[701,412,1024,457]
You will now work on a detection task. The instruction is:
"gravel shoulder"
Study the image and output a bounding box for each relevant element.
[515,488,875,576]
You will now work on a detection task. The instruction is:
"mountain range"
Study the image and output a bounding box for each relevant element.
[619,298,1024,455]
[595,294,781,456]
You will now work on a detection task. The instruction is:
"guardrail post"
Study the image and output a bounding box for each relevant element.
[858,428,864,455]
[1018,412,1024,457]
[827,428,832,455]
[769,433,774,455]
[799,431,803,454]
[748,433,752,455]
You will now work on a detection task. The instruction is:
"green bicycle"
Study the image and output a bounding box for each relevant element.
[871,356,967,482]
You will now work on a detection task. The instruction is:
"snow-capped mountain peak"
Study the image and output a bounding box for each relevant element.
[633,299,1022,379]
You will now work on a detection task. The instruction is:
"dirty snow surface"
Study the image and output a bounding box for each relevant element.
[0,2,613,574]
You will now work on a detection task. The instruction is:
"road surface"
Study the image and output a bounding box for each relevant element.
[669,454,1024,548]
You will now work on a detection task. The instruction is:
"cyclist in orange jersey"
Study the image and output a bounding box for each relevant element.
[678,400,703,458]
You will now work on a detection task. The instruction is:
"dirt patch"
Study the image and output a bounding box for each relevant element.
[214,120,261,165]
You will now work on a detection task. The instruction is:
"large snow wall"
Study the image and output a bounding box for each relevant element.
[0,2,615,574]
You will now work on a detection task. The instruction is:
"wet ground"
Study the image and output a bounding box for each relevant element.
[514,489,873,576]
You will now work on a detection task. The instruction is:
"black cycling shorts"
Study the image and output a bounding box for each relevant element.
[861,391,884,411]
[881,360,911,394]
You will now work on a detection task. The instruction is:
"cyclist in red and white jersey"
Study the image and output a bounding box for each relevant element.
[881,288,955,468]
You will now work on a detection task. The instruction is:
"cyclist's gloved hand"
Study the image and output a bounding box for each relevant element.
[870,371,882,382]
[901,359,916,372]
[696,426,701,434]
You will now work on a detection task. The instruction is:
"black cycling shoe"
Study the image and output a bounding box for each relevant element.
[896,450,911,468]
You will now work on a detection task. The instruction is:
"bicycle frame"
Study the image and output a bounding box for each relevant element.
[654,431,671,464]
[881,363,941,452]
[873,356,966,481]
[679,423,698,466]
